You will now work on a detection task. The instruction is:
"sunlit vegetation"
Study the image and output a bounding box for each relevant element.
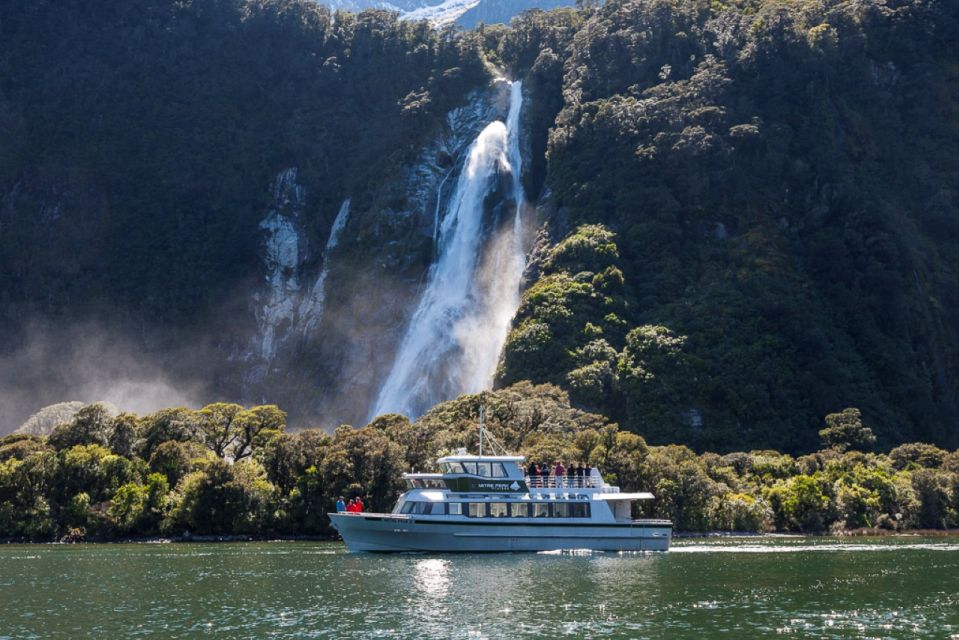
[1,392,957,541]
[1,0,957,536]
[492,0,959,452]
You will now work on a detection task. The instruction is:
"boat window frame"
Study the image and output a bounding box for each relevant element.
[443,462,465,474]
[448,502,463,516]
[491,463,507,478]
[509,502,529,518]
[570,503,591,518]
[461,462,478,475]
[532,503,549,518]
[551,502,570,518]
[489,502,508,518]
[475,462,492,477]
[467,502,487,518]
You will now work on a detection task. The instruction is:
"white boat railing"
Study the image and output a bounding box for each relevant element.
[525,476,601,489]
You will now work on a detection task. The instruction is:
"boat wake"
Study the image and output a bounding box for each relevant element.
[672,541,959,554]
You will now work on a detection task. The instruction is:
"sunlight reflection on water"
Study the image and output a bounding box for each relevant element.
[0,538,956,638]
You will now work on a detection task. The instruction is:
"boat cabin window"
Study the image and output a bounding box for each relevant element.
[510,503,529,518]
[570,503,590,518]
[408,478,446,489]
[442,462,465,474]
[489,503,508,518]
[449,501,592,518]
[400,501,446,515]
[443,461,509,477]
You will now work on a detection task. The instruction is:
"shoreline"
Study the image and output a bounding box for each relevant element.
[4,529,959,545]
[675,529,959,539]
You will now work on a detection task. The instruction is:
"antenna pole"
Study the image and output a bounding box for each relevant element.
[479,406,484,458]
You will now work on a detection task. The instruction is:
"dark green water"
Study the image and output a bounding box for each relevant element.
[1,537,958,639]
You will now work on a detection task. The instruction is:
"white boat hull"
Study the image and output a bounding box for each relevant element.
[330,513,672,553]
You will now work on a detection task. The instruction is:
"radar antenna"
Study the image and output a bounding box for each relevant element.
[477,405,510,457]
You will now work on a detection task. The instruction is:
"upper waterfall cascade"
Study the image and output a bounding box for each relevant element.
[371,80,529,419]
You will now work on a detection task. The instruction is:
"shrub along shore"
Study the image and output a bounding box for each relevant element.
[2,383,958,542]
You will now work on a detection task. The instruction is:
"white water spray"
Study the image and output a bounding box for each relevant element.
[372,81,528,419]
[300,198,351,335]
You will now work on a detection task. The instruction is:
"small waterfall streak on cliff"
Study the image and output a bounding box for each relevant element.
[432,169,454,251]
[300,198,351,335]
[372,81,527,419]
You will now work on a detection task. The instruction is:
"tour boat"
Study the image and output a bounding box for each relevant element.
[329,424,672,553]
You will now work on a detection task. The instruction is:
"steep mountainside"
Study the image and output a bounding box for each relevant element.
[1,0,957,453]
[0,0,489,430]
[496,0,959,451]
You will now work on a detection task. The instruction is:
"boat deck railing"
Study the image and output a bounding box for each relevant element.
[525,475,601,489]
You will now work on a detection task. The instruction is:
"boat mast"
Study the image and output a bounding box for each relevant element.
[479,406,485,458]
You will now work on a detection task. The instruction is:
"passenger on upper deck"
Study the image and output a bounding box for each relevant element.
[336,496,346,512]
[355,497,364,512]
[554,461,566,487]
[540,464,550,487]
[526,461,538,478]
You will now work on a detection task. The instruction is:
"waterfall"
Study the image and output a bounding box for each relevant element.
[300,198,351,335]
[371,80,528,419]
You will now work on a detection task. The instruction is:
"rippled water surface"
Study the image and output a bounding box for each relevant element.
[1,537,958,638]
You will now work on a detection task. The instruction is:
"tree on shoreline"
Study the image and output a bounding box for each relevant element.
[0,389,957,542]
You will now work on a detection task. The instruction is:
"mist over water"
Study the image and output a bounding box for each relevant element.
[372,80,529,420]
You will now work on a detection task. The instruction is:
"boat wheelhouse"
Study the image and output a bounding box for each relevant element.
[329,449,672,553]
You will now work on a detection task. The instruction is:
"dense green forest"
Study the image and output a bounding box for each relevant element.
[2,0,958,453]
[493,0,959,452]
[0,0,485,323]
[1,390,957,541]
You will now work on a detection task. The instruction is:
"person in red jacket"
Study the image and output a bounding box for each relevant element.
[355,497,364,512]
[346,498,357,513]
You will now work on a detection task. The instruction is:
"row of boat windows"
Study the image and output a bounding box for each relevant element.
[440,462,510,478]
[400,501,592,518]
